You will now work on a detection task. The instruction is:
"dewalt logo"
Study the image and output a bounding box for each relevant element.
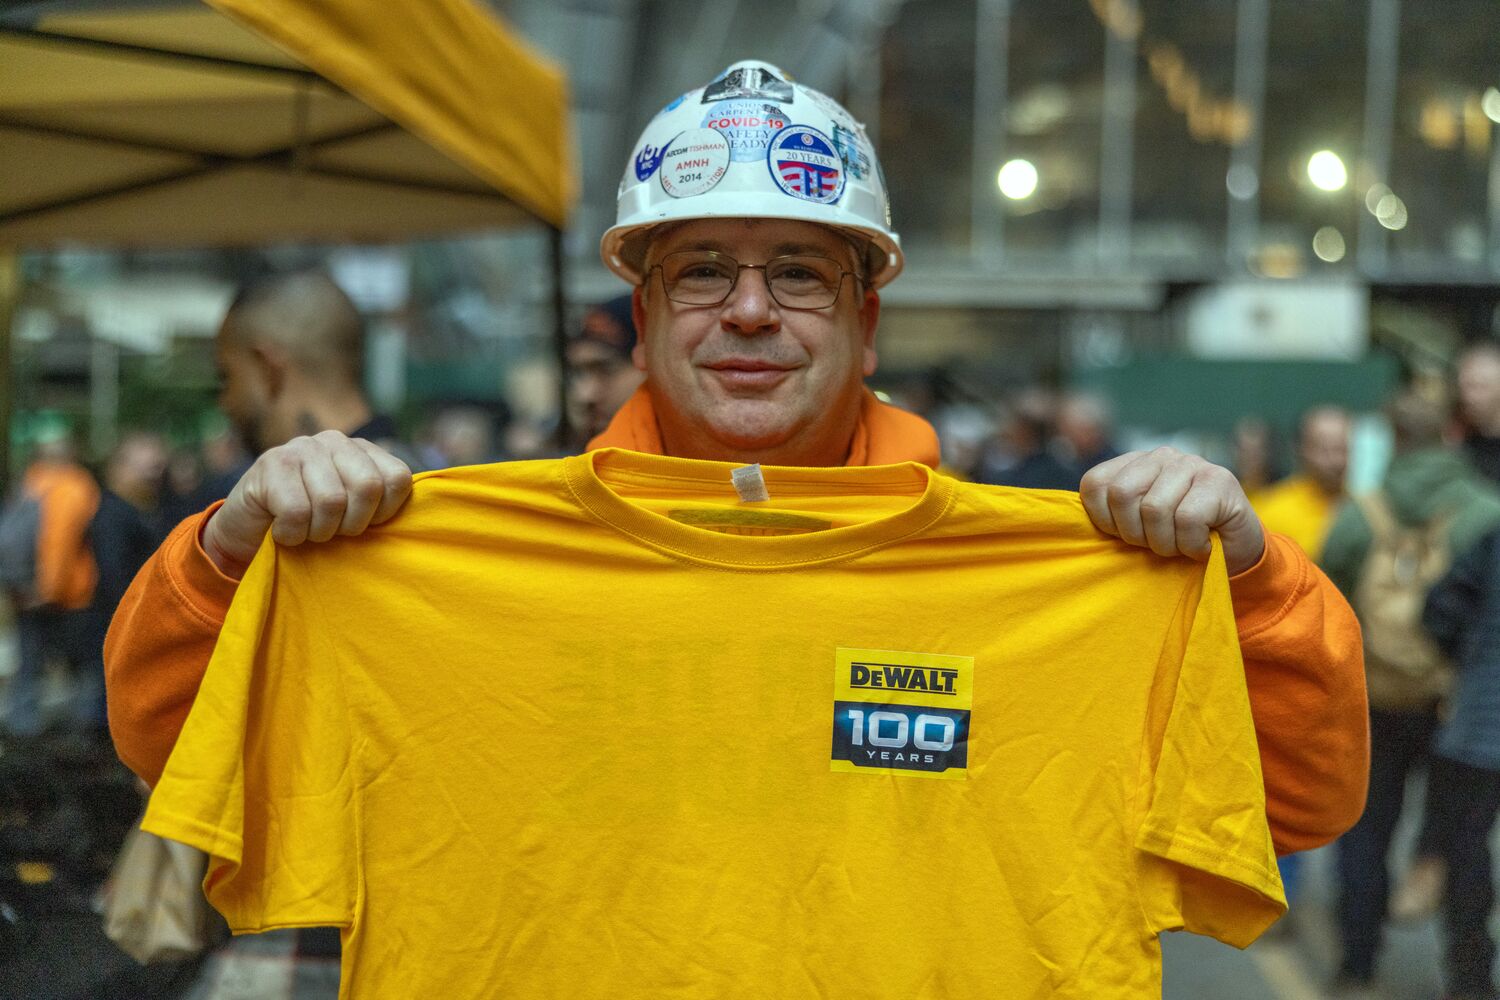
[831,648,974,781]
[848,662,960,696]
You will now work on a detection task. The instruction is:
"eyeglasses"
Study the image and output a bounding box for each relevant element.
[647,250,859,310]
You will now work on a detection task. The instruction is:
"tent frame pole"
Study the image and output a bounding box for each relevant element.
[550,227,570,450]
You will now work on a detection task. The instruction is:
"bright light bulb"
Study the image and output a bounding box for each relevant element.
[997,159,1039,200]
[1307,150,1348,192]
[1483,87,1500,124]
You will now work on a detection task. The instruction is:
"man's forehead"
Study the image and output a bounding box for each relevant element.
[648,218,855,257]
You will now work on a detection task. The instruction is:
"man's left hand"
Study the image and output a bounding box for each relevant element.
[1079,447,1265,576]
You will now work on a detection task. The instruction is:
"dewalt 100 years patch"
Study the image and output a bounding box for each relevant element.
[830,647,973,780]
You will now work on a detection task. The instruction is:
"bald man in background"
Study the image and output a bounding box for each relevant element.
[216,272,414,466]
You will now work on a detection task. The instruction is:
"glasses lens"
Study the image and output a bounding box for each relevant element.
[660,252,736,304]
[766,256,844,308]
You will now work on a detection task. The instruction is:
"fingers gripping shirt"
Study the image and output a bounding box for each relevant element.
[142,449,1285,999]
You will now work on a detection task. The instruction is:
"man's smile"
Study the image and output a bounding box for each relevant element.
[701,358,800,391]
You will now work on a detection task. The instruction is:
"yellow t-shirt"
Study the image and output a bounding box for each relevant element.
[144,448,1284,999]
[1252,474,1340,560]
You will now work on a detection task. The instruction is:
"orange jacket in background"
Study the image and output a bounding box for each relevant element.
[24,461,100,609]
[105,388,1368,854]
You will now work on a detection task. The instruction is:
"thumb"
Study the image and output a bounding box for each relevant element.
[202,479,274,578]
[1217,503,1266,576]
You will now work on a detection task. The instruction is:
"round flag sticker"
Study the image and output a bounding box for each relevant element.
[659,128,731,199]
[767,125,845,205]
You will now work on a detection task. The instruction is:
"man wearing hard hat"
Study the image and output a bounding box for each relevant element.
[107,60,1366,983]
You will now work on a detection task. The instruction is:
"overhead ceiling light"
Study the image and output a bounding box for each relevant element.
[1225,164,1258,200]
[997,158,1039,200]
[1483,87,1500,124]
[1307,150,1348,192]
[1312,226,1346,263]
[1375,193,1408,231]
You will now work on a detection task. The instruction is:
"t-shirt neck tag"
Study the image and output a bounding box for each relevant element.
[731,464,770,503]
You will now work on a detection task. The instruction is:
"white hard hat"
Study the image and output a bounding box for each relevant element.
[601,60,903,290]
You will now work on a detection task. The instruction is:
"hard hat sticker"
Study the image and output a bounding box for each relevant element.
[633,131,678,182]
[767,126,846,206]
[701,64,794,104]
[658,128,731,199]
[831,124,871,180]
[806,88,858,128]
[701,101,790,163]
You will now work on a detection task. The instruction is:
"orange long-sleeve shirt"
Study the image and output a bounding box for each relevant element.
[25,461,100,610]
[105,390,1368,854]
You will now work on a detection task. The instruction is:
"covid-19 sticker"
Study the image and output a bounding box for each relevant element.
[768,126,845,205]
[701,100,789,163]
[658,129,730,199]
[831,647,973,780]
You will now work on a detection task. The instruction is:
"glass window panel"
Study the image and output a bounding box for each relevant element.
[1387,0,1499,274]
[1257,0,1368,276]
[1130,0,1238,271]
[879,0,978,259]
[998,0,1106,264]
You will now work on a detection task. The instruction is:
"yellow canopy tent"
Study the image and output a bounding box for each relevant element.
[0,0,573,242]
[0,0,576,469]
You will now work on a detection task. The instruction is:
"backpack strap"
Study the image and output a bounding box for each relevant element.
[1356,492,1398,541]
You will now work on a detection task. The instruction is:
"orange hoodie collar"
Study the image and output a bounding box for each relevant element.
[586,385,941,468]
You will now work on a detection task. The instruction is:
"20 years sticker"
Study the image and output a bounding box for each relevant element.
[659,128,730,199]
[768,125,846,205]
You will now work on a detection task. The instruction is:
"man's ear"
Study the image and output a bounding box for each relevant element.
[859,289,881,377]
[250,342,290,398]
[631,285,649,373]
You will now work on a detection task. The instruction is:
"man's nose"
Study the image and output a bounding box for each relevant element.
[720,267,780,336]
[571,372,602,403]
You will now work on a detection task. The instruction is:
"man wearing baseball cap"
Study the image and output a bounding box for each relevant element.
[565,294,645,448]
[108,57,1365,895]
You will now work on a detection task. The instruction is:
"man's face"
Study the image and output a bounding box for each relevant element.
[110,436,168,505]
[566,339,644,440]
[215,322,281,452]
[1458,351,1500,433]
[632,219,879,463]
[1300,412,1350,494]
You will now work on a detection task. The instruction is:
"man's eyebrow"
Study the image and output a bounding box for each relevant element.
[670,240,732,253]
[654,240,855,267]
[768,242,837,257]
[662,240,841,254]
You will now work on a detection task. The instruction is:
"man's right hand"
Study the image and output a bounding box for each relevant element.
[201,430,414,579]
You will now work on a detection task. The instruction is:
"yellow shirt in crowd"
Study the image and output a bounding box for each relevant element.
[144,449,1284,999]
[1251,474,1342,560]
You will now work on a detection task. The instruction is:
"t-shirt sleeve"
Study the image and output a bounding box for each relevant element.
[141,537,356,933]
[1132,541,1287,949]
